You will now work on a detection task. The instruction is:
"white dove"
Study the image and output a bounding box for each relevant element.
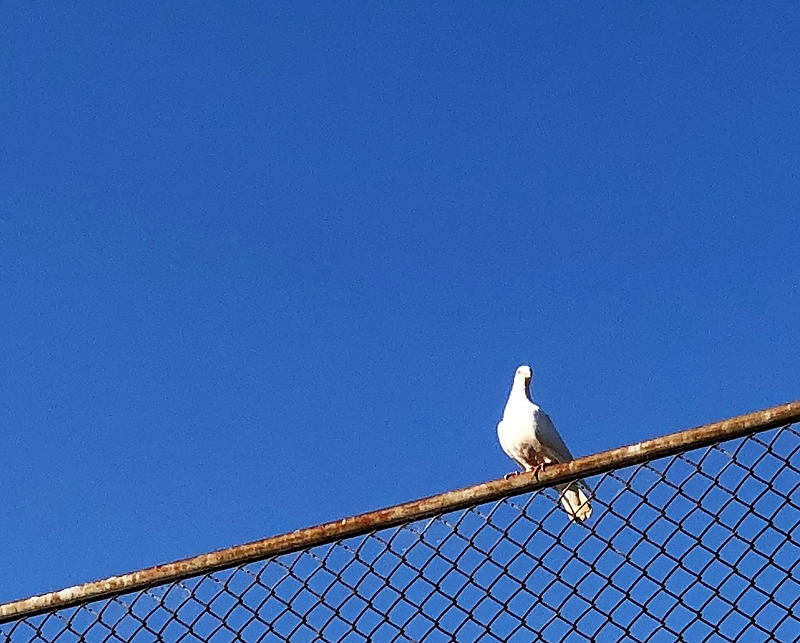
[497,365,592,522]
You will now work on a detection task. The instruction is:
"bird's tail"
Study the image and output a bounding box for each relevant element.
[556,482,592,522]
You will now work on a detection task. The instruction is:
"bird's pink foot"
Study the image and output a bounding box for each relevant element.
[529,463,548,478]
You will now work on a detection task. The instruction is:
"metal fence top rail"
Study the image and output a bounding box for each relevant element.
[2,399,799,625]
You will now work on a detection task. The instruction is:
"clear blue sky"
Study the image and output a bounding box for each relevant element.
[1,1,798,604]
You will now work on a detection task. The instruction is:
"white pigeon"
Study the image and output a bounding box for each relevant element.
[497,365,592,522]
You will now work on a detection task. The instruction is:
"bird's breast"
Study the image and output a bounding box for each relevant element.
[498,410,538,449]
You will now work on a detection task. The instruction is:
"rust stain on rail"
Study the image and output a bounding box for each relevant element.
[1,399,799,623]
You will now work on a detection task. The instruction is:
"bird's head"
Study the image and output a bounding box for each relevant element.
[514,365,534,401]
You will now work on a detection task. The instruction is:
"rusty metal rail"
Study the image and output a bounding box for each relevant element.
[1,399,798,627]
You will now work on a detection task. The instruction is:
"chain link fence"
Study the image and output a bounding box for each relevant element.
[2,405,800,642]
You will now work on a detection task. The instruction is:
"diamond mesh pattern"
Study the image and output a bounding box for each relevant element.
[3,424,799,642]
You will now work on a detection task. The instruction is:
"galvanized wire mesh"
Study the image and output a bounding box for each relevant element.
[3,423,800,642]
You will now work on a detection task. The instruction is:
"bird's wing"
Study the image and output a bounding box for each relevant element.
[533,408,575,463]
